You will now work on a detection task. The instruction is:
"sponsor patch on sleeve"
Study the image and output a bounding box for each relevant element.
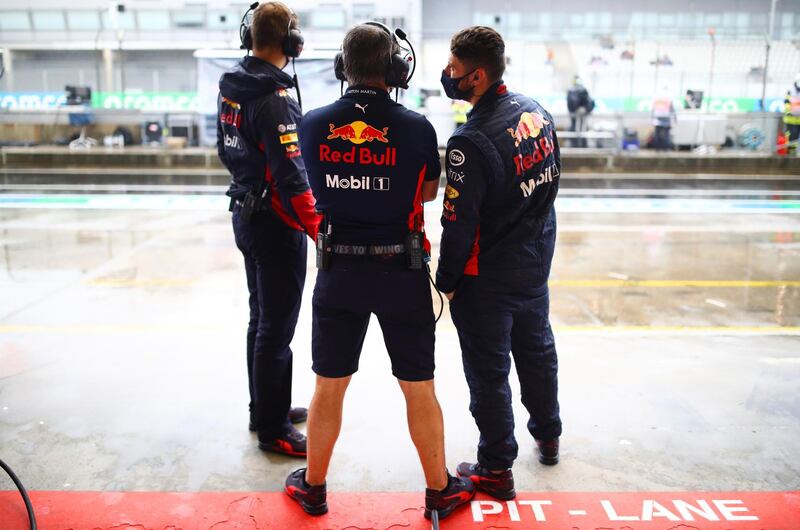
[445,184,460,200]
[443,200,457,221]
[285,144,302,159]
[448,148,465,167]
[280,133,299,145]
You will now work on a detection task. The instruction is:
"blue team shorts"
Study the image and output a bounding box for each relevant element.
[311,255,436,382]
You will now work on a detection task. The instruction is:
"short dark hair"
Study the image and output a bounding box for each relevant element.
[342,24,393,85]
[450,26,506,82]
[252,2,297,51]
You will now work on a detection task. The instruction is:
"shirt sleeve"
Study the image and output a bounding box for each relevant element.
[422,118,441,181]
[435,136,489,293]
[256,94,321,239]
[215,94,229,168]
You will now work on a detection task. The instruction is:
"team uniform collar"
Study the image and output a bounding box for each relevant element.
[343,85,392,100]
[242,55,295,88]
[469,80,508,117]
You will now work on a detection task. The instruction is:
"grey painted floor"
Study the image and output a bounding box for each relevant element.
[0,196,798,494]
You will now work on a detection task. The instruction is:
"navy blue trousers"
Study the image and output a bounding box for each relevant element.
[451,281,561,470]
[232,206,307,439]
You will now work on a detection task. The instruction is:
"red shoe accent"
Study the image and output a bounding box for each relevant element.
[443,490,474,503]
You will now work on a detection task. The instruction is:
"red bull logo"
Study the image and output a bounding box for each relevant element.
[513,130,556,176]
[219,110,241,129]
[285,144,301,159]
[319,145,397,167]
[328,121,389,144]
[443,200,457,221]
[507,112,549,147]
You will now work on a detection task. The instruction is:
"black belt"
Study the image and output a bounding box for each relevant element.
[332,243,406,256]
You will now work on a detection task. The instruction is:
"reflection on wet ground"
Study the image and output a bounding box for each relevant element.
[0,193,798,493]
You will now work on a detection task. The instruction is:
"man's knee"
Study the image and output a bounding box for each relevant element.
[397,378,436,400]
[314,374,352,399]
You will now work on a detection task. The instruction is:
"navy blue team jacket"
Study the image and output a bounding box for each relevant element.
[436,81,561,293]
[300,86,440,247]
[217,56,320,238]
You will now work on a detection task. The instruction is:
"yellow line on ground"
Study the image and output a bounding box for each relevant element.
[552,280,800,288]
[0,324,798,335]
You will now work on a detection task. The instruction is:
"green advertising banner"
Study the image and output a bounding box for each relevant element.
[91,92,199,112]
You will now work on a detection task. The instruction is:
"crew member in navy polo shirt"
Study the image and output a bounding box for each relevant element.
[284,22,474,522]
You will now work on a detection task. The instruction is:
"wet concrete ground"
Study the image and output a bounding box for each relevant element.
[0,189,799,496]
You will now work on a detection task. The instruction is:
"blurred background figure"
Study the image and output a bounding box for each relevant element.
[452,99,470,128]
[783,74,800,154]
[566,76,594,147]
[651,86,676,151]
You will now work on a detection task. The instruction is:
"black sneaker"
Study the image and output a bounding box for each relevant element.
[536,438,559,465]
[456,462,516,500]
[249,407,309,432]
[285,468,327,515]
[258,426,307,457]
[424,473,475,520]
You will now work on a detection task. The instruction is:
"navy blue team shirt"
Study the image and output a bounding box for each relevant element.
[300,86,441,246]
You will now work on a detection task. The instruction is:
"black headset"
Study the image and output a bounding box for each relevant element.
[334,21,415,90]
[240,1,304,57]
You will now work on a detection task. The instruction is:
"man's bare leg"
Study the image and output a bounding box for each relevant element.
[398,378,448,490]
[305,375,351,486]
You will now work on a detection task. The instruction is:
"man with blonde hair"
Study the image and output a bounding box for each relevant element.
[217,2,319,457]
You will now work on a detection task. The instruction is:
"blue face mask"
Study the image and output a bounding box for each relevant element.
[441,69,477,101]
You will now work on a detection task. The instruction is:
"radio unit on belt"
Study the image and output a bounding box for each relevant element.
[405,232,424,270]
[235,183,271,224]
[316,212,333,270]
[405,213,428,270]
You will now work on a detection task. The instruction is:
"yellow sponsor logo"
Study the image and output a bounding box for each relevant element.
[221,97,240,109]
[445,185,460,199]
[280,133,299,144]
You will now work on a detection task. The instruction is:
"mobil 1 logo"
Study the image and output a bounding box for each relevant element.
[325,174,391,191]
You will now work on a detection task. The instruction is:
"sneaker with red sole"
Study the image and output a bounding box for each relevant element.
[249,407,308,432]
[285,468,327,515]
[456,462,516,500]
[258,426,307,457]
[536,437,559,465]
[424,473,475,520]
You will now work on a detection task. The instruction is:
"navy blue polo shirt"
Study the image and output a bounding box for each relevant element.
[300,86,441,245]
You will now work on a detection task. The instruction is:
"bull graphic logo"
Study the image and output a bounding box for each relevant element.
[507,112,549,147]
[221,97,240,110]
[327,121,389,144]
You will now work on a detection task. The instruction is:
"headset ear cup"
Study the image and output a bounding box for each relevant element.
[333,52,347,82]
[283,29,304,57]
[386,53,410,89]
[240,26,253,50]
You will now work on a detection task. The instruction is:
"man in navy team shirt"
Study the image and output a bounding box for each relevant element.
[284,22,475,522]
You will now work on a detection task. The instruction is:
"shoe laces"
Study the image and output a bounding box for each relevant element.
[285,429,305,442]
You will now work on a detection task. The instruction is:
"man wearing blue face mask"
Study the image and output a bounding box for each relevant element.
[437,26,563,501]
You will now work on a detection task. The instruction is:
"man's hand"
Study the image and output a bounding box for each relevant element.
[444,291,455,301]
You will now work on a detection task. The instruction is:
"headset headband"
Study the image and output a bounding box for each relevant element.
[240,1,304,57]
[334,21,413,91]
